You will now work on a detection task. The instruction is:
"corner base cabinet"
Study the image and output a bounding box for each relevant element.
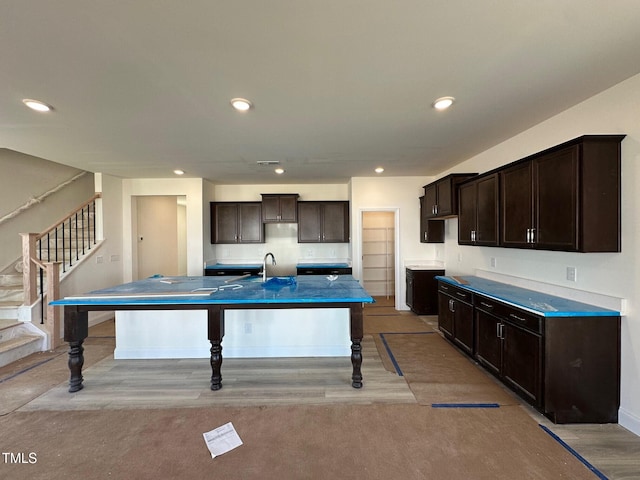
[437,277,620,424]
[406,268,445,315]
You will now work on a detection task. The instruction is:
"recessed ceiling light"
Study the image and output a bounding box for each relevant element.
[274,168,285,175]
[375,167,384,174]
[22,99,53,112]
[230,98,253,111]
[173,169,185,175]
[433,96,455,111]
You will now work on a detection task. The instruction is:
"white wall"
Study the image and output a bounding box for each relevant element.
[435,73,640,435]
[122,178,205,280]
[0,151,95,271]
[350,176,439,309]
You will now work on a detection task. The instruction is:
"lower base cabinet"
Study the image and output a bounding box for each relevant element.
[437,284,473,355]
[406,268,444,315]
[438,280,620,424]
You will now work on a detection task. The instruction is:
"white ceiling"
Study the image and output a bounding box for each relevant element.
[2,1,640,184]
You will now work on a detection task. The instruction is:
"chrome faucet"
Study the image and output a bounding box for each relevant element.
[262,252,276,282]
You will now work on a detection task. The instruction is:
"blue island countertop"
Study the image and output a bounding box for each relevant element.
[50,274,373,306]
[436,275,619,317]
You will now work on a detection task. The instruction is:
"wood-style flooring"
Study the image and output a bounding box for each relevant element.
[2,296,640,479]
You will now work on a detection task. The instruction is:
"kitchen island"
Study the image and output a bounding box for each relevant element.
[50,275,374,393]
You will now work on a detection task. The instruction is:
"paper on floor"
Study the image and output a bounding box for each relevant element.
[203,422,243,459]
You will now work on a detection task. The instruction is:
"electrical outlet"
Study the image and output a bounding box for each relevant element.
[96,255,104,264]
[566,266,577,282]
[244,322,252,334]
[490,257,497,268]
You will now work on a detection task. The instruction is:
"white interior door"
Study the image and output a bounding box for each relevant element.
[136,195,185,279]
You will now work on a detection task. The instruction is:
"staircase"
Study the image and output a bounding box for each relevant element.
[0,194,101,368]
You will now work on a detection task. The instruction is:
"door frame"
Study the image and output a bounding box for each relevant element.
[356,208,401,309]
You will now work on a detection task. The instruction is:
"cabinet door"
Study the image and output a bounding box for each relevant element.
[321,202,349,243]
[279,196,298,222]
[475,310,502,376]
[424,184,437,218]
[500,162,533,248]
[420,197,444,243]
[452,300,474,355]
[534,146,578,250]
[261,196,280,223]
[212,203,239,244]
[437,293,454,338]
[238,203,264,243]
[406,271,414,310]
[435,178,453,216]
[475,173,499,246]
[298,202,322,242]
[502,322,542,407]
[457,182,476,245]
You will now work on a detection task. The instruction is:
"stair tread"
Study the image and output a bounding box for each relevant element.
[0,334,41,352]
[0,319,20,331]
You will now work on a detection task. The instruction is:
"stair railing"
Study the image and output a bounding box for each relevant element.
[21,193,101,349]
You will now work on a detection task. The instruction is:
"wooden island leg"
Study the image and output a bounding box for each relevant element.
[207,306,224,391]
[350,303,364,388]
[64,307,88,393]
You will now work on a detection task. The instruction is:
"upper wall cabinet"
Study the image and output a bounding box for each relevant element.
[298,201,349,243]
[424,173,477,219]
[500,135,624,252]
[458,173,499,246]
[419,196,445,243]
[210,202,264,244]
[261,194,299,223]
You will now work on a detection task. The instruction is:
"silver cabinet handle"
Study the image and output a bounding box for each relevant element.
[530,228,535,243]
[509,313,527,322]
[449,299,455,312]
[480,301,493,309]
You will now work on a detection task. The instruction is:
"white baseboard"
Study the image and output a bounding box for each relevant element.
[618,407,640,437]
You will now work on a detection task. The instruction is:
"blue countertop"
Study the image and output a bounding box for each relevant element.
[296,263,350,269]
[50,274,374,306]
[436,275,619,317]
[204,263,262,270]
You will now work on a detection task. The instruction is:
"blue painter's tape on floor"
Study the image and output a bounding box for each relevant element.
[539,424,609,480]
[431,403,500,409]
[0,355,60,384]
[379,333,403,376]
[378,331,436,377]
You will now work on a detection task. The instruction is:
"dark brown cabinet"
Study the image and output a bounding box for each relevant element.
[423,173,477,219]
[475,296,542,408]
[261,194,298,223]
[500,135,624,252]
[437,282,474,355]
[210,202,264,244]
[297,266,352,275]
[437,278,620,424]
[458,173,499,246]
[298,201,349,243]
[406,268,444,315]
[419,196,444,243]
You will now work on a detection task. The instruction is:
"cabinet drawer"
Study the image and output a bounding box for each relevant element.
[474,295,542,334]
[204,268,261,276]
[297,267,352,275]
[438,282,472,304]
